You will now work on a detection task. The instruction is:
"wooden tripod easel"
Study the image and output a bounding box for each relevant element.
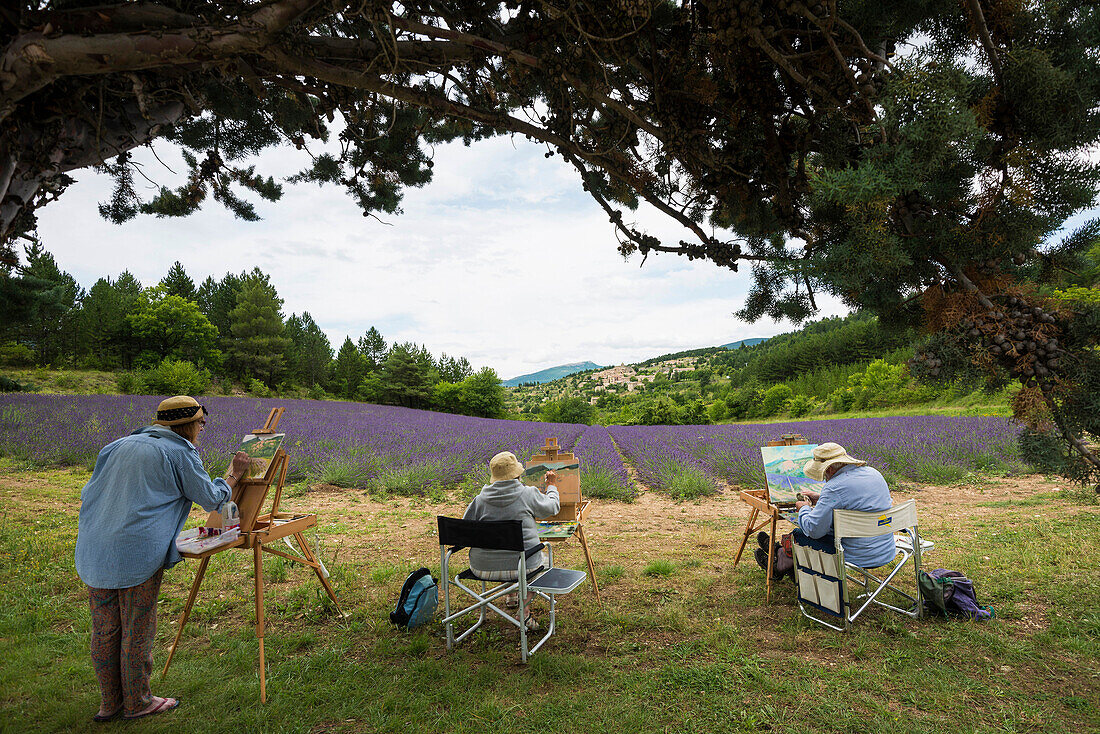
[162,408,343,703]
[732,433,807,603]
[530,438,601,604]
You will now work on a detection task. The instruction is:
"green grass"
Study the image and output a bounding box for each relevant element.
[642,559,676,577]
[1,465,1098,734]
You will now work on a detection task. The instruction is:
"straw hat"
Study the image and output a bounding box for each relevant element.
[802,442,866,482]
[153,396,208,426]
[489,451,525,482]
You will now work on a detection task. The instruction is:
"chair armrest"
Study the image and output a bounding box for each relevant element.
[447,545,467,554]
[525,543,545,559]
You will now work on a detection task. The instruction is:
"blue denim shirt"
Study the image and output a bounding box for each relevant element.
[795,464,897,568]
[75,425,231,589]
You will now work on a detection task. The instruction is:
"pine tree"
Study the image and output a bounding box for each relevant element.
[381,342,437,408]
[160,261,196,300]
[3,242,83,365]
[357,326,387,372]
[289,311,333,388]
[196,272,244,345]
[226,268,290,386]
[332,337,365,399]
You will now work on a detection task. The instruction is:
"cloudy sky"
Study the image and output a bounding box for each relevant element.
[35,134,846,380]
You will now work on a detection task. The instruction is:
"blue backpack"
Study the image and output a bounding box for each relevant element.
[390,568,438,629]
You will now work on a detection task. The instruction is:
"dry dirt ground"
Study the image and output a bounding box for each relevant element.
[293,473,1083,570]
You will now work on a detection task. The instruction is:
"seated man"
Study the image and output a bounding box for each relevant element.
[756,442,895,578]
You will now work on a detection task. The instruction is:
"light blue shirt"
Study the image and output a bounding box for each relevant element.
[75,425,231,589]
[796,464,897,568]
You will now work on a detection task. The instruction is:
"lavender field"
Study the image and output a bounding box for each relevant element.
[0,394,1027,495]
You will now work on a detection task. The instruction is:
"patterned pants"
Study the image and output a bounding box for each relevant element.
[88,569,164,716]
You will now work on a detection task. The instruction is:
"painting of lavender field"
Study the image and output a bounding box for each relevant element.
[760,444,822,504]
[0,394,1028,496]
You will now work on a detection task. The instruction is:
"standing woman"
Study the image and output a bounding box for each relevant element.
[75,396,250,722]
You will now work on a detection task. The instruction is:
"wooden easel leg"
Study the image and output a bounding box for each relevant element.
[765,513,778,603]
[254,543,267,704]
[293,532,344,617]
[733,508,760,566]
[162,556,209,679]
[576,525,601,605]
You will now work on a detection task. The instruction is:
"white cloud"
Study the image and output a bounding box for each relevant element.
[34,135,848,380]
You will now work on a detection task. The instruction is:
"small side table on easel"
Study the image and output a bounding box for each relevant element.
[732,433,807,603]
[162,407,343,703]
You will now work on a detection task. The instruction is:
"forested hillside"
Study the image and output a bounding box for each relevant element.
[513,313,1008,426]
[0,246,506,418]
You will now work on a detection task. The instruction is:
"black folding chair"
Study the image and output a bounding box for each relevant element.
[438,516,586,662]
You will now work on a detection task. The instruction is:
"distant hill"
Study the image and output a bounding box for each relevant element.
[721,337,769,349]
[505,361,604,386]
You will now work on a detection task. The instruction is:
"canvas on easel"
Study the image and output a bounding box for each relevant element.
[225,432,286,482]
[526,437,581,522]
[760,443,822,506]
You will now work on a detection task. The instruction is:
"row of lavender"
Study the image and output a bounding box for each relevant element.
[608,416,1026,492]
[0,395,586,490]
[0,395,1023,494]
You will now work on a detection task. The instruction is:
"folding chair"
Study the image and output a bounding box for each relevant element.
[437,516,586,662]
[793,499,927,632]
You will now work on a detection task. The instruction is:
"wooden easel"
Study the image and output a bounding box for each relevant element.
[530,438,601,604]
[732,433,807,603]
[162,408,343,703]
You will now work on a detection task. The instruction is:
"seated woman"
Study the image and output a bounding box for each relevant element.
[462,451,559,630]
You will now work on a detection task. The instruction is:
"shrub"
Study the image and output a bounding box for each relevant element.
[0,342,35,367]
[787,393,816,418]
[828,386,857,412]
[665,466,719,499]
[116,371,145,394]
[141,358,212,395]
[248,379,273,398]
[459,468,490,501]
[582,466,637,502]
[0,376,24,392]
[707,400,729,422]
[759,384,793,417]
[315,459,368,487]
[726,386,762,420]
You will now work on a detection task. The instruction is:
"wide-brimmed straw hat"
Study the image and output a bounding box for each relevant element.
[153,396,208,426]
[489,451,525,482]
[803,442,866,482]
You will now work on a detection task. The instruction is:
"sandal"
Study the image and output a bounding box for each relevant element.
[123,696,180,720]
[524,613,541,632]
[92,707,122,723]
[504,593,520,609]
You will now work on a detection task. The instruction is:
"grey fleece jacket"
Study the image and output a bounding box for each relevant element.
[462,479,560,572]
